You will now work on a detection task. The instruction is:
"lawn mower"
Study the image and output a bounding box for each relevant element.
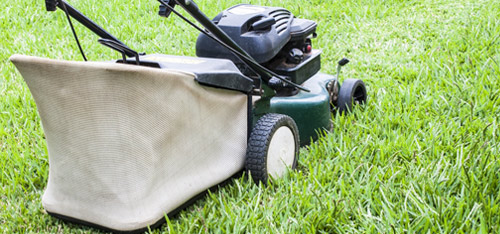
[10,0,367,232]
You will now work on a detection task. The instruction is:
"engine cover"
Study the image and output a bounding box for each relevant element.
[196,4,316,64]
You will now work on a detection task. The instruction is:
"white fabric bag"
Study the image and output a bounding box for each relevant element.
[11,55,248,231]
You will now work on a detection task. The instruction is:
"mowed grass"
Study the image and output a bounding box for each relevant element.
[1,0,499,233]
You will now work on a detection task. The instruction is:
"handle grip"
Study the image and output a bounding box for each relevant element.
[158,0,177,18]
[45,0,58,11]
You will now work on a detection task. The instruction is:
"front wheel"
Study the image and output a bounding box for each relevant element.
[337,79,367,114]
[245,114,299,185]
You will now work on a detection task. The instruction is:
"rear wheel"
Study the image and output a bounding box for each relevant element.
[245,114,299,185]
[337,79,367,114]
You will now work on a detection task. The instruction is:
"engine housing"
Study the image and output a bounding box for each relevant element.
[196,4,317,65]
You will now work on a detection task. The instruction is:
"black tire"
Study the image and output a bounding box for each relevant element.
[337,79,367,114]
[245,113,299,185]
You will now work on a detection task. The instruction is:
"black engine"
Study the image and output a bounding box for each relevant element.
[196,4,321,85]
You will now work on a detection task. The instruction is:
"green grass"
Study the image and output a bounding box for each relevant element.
[1,0,499,233]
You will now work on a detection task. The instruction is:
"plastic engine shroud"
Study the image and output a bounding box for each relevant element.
[196,4,317,64]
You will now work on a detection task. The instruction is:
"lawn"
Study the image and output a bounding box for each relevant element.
[1,0,499,233]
